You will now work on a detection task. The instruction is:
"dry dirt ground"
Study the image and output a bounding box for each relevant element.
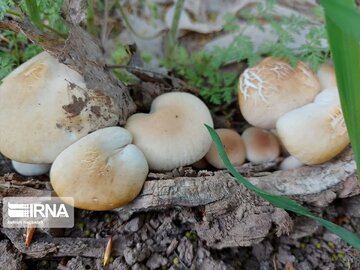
[2,207,359,270]
[1,157,360,270]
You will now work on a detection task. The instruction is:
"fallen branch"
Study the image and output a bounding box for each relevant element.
[0,2,135,124]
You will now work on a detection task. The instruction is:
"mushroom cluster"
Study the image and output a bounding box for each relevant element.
[0,53,218,210]
[0,52,348,210]
[238,57,349,168]
[0,52,148,210]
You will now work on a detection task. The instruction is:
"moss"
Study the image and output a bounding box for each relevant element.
[173,257,180,265]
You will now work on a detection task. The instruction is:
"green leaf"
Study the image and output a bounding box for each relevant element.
[205,125,360,250]
[320,0,360,185]
[23,0,43,30]
[320,0,360,40]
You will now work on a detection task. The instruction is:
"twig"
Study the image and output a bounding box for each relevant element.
[165,0,185,62]
[101,0,109,46]
[116,0,164,40]
[42,24,68,39]
[272,254,278,270]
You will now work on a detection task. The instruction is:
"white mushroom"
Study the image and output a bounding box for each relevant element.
[317,63,337,89]
[50,127,148,211]
[238,57,321,129]
[205,129,246,169]
[279,156,303,171]
[276,87,349,165]
[0,52,119,164]
[125,92,214,171]
[242,127,280,163]
[11,160,51,176]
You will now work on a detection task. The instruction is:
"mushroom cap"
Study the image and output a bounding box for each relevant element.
[0,52,119,164]
[238,57,321,129]
[205,129,246,169]
[276,87,349,165]
[242,127,280,163]
[317,63,337,89]
[279,156,303,171]
[125,92,214,171]
[50,127,148,211]
[11,160,51,176]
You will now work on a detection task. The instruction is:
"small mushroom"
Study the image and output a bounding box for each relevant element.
[50,127,148,210]
[205,129,246,169]
[125,92,214,171]
[238,57,321,128]
[0,52,119,164]
[11,160,51,176]
[317,63,337,89]
[276,87,349,165]
[242,127,280,163]
[279,156,303,170]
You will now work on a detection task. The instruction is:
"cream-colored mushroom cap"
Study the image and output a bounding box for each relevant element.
[279,156,303,171]
[0,52,118,164]
[276,87,349,165]
[50,127,149,211]
[11,160,51,176]
[238,57,321,129]
[242,127,280,163]
[205,129,245,169]
[317,63,337,89]
[125,92,214,171]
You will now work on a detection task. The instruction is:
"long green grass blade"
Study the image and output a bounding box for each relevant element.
[24,0,43,30]
[320,0,360,184]
[205,125,360,250]
[320,0,360,39]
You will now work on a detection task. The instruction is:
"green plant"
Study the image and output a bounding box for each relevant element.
[163,0,329,105]
[0,0,66,80]
[320,0,360,185]
[0,31,43,80]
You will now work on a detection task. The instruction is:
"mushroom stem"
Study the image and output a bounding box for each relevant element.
[11,160,51,176]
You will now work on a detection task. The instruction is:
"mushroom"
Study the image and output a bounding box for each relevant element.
[238,57,321,129]
[242,127,280,163]
[205,129,246,169]
[50,127,148,211]
[0,52,119,164]
[125,92,214,171]
[279,156,303,171]
[276,87,349,165]
[317,63,337,89]
[11,160,51,176]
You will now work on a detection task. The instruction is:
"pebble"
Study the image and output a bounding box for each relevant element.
[146,253,168,269]
[125,217,144,233]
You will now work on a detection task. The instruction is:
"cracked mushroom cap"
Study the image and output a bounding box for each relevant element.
[125,92,214,171]
[317,63,337,89]
[205,129,246,169]
[50,127,149,211]
[238,57,321,129]
[0,52,119,164]
[242,127,280,163]
[276,87,349,165]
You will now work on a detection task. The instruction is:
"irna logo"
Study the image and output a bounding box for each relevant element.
[7,202,69,218]
[2,197,74,228]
